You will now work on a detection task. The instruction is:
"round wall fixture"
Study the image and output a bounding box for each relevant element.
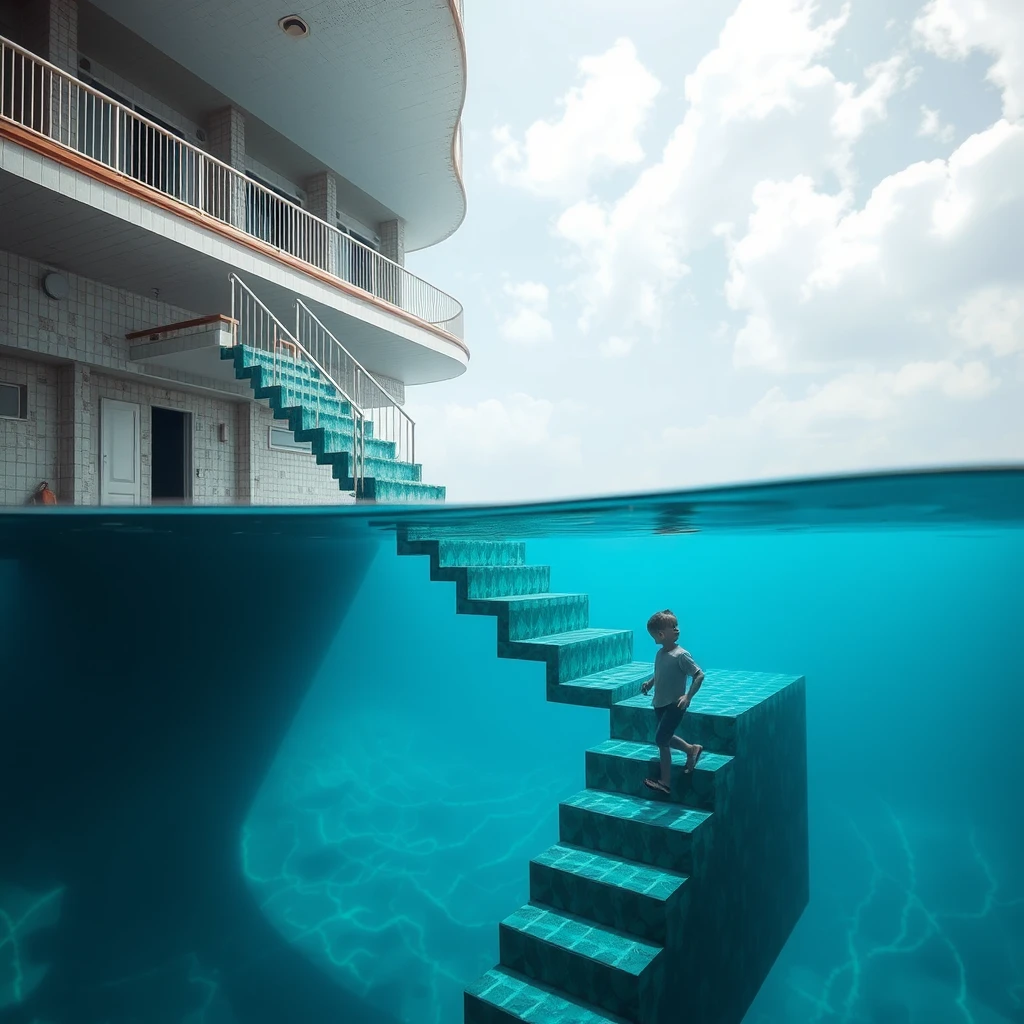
[42,273,69,300]
[278,15,310,37]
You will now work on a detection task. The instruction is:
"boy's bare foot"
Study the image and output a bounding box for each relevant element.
[644,778,671,795]
[684,745,703,774]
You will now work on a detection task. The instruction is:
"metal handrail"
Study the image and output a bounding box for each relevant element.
[229,274,369,496]
[0,34,465,338]
[295,298,415,466]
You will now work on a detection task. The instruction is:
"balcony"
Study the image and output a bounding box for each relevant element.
[0,36,467,382]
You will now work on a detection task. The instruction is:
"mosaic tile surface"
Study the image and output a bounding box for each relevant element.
[558,790,712,875]
[227,345,442,503]
[465,967,628,1023]
[396,533,808,1024]
[549,663,653,709]
[530,844,688,944]
[463,593,590,642]
[499,904,660,1021]
[501,629,634,686]
[460,565,552,600]
[584,739,733,813]
[610,696,737,755]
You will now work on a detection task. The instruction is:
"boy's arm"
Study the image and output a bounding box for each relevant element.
[640,674,655,694]
[687,669,705,701]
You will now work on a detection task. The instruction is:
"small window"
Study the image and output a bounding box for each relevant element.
[268,426,312,454]
[0,382,27,420]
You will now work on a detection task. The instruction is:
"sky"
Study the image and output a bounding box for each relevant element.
[405,0,1024,504]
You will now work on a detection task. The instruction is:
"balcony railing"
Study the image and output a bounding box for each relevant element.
[0,35,465,339]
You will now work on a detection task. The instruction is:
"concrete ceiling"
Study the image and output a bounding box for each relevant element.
[0,166,468,385]
[87,0,467,251]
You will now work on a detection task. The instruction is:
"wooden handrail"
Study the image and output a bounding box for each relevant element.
[125,314,237,341]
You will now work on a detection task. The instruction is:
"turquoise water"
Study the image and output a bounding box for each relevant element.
[1,468,1022,1024]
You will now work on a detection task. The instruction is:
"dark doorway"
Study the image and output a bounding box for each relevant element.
[151,407,190,503]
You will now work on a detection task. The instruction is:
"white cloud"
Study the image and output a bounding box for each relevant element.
[504,281,550,307]
[918,105,955,143]
[951,286,1024,356]
[408,394,584,502]
[722,118,1024,374]
[599,336,635,358]
[499,308,554,344]
[652,359,999,487]
[492,38,662,201]
[914,0,1024,121]
[551,0,914,337]
[499,280,554,344]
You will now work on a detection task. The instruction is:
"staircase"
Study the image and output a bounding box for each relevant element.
[396,529,809,1024]
[224,275,445,503]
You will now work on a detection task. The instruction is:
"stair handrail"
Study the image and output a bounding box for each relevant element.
[228,273,369,495]
[294,298,416,467]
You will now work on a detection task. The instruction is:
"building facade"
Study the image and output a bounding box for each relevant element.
[0,0,467,505]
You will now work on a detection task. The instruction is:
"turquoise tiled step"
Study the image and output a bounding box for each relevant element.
[455,565,553,601]
[559,790,712,874]
[255,383,354,420]
[530,843,689,946]
[246,363,336,399]
[295,426,396,461]
[396,535,528,568]
[585,739,733,812]
[549,663,653,709]
[464,966,630,1023]
[500,629,634,687]
[283,406,377,439]
[498,903,661,1023]
[363,478,446,503]
[462,593,590,642]
[329,452,422,484]
[611,693,736,755]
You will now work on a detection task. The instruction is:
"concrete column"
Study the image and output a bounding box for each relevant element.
[234,402,258,504]
[378,218,405,267]
[56,361,93,505]
[205,106,246,229]
[304,171,338,275]
[377,218,405,307]
[24,0,79,146]
[27,0,78,72]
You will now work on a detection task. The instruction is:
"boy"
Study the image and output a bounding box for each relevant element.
[641,609,704,795]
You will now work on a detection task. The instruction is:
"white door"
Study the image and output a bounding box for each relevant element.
[100,399,142,505]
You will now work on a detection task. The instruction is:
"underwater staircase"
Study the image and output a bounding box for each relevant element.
[396,529,809,1024]
[223,275,445,503]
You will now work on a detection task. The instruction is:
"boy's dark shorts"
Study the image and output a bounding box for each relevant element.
[654,701,685,747]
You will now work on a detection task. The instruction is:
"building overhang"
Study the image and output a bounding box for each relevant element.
[0,130,469,386]
[87,0,467,251]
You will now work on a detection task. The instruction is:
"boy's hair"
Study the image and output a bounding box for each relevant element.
[647,609,677,634]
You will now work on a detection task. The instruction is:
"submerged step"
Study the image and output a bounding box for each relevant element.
[559,790,712,874]
[464,966,630,1024]
[462,593,590,642]
[364,478,445,503]
[457,564,552,600]
[611,694,737,755]
[530,843,689,945]
[500,629,634,687]
[549,662,653,709]
[585,739,733,812]
[397,535,529,568]
[499,903,661,1023]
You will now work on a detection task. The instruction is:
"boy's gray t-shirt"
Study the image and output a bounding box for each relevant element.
[652,646,701,708]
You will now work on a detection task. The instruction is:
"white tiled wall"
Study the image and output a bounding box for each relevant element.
[0,250,356,506]
[91,371,241,505]
[251,402,354,505]
[0,248,251,399]
[0,353,59,505]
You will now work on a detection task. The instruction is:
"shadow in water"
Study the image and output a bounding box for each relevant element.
[0,521,399,1024]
